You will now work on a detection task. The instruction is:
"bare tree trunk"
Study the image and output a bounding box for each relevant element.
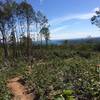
[26,18,30,58]
[15,27,19,57]
[36,23,39,45]
[46,39,48,47]
[40,33,42,46]
[19,21,25,57]
[11,30,16,58]
[1,29,8,58]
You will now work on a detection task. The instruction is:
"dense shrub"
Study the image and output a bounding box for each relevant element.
[0,47,100,99]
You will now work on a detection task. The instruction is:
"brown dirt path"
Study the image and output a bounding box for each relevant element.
[7,76,35,100]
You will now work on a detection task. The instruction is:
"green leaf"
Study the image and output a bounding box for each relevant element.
[63,90,74,96]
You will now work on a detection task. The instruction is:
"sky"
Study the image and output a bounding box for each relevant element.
[20,0,100,40]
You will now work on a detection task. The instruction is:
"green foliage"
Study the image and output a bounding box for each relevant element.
[54,95,65,100]
[0,46,100,99]
[63,90,74,96]
[40,26,50,46]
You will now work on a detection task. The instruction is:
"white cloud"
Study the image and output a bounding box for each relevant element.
[51,25,69,33]
[50,31,99,40]
[49,13,94,26]
[93,7,100,12]
[49,8,100,39]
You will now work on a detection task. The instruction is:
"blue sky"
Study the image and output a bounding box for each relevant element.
[23,0,100,39]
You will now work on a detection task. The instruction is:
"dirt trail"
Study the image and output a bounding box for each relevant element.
[7,76,35,100]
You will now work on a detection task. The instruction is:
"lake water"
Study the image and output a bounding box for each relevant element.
[33,37,100,45]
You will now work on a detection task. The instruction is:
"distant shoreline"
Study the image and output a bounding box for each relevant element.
[33,37,100,45]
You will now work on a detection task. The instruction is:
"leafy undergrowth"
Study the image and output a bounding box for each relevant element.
[0,49,100,100]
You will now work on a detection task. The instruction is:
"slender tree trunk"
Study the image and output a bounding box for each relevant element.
[12,33,16,58]
[46,39,48,47]
[15,27,19,57]
[13,37,16,58]
[19,21,24,56]
[11,26,16,58]
[1,29,8,58]
[36,23,39,45]
[26,18,30,58]
[40,26,42,47]
[40,33,42,46]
